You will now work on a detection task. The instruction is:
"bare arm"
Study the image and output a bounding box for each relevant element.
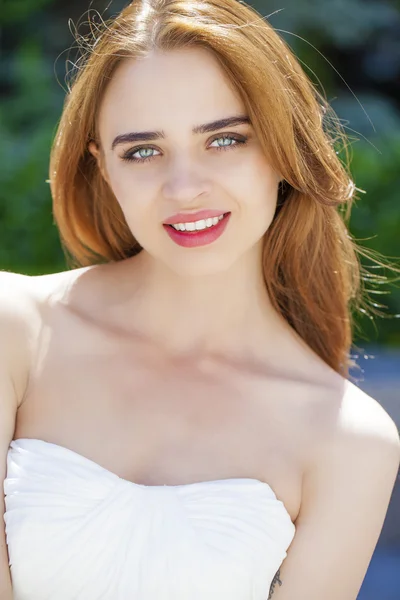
[0,272,33,599]
[268,383,400,600]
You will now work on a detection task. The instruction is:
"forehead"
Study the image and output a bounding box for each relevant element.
[97,48,245,137]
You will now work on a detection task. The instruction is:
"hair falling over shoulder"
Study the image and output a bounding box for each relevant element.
[49,0,399,379]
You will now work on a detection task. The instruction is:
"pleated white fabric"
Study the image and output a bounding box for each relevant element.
[4,438,296,600]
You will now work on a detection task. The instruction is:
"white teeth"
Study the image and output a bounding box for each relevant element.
[171,214,225,232]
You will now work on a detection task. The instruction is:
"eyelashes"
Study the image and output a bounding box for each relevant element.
[120,133,249,164]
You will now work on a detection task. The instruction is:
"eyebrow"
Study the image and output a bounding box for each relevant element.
[111,115,251,150]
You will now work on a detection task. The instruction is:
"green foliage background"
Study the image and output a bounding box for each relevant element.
[1,0,399,345]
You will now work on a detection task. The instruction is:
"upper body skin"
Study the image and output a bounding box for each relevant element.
[1,46,399,600]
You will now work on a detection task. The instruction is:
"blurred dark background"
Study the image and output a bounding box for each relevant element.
[0,1,399,598]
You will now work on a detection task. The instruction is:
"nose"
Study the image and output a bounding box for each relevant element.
[161,156,211,205]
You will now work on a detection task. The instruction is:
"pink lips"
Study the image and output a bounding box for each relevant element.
[163,209,228,225]
[163,211,231,248]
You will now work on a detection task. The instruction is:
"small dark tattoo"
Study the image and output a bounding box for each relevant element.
[268,568,282,599]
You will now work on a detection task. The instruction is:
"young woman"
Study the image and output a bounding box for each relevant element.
[1,0,399,599]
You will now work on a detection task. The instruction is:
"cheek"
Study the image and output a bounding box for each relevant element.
[105,161,127,200]
[107,164,154,217]
[106,166,165,249]
[232,158,279,216]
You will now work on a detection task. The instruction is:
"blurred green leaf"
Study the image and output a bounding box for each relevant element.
[1,0,54,25]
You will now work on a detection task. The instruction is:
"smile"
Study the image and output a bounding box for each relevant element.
[163,212,231,248]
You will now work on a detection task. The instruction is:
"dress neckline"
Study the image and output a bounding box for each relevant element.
[10,437,277,494]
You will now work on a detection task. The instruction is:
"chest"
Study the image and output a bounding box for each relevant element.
[15,311,309,521]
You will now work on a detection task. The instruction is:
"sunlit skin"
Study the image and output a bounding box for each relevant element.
[89,47,295,361]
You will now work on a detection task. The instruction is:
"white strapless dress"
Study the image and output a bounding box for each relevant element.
[3,438,296,600]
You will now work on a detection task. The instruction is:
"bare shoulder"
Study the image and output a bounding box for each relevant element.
[0,267,75,305]
[0,270,44,409]
[336,379,400,451]
[306,378,400,516]
[314,379,400,515]
[268,378,400,599]
[298,369,400,461]
[0,267,93,401]
[0,268,74,331]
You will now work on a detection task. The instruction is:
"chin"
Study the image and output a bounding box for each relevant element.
[160,250,242,278]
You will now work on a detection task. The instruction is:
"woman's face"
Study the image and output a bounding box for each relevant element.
[91,47,281,276]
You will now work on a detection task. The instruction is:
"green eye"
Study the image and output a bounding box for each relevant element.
[120,133,248,163]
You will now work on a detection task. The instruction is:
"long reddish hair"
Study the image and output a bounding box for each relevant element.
[49,0,392,377]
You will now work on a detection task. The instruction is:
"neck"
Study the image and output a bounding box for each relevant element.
[118,245,287,361]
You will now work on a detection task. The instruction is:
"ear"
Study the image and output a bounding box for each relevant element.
[88,140,100,160]
[88,141,110,185]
